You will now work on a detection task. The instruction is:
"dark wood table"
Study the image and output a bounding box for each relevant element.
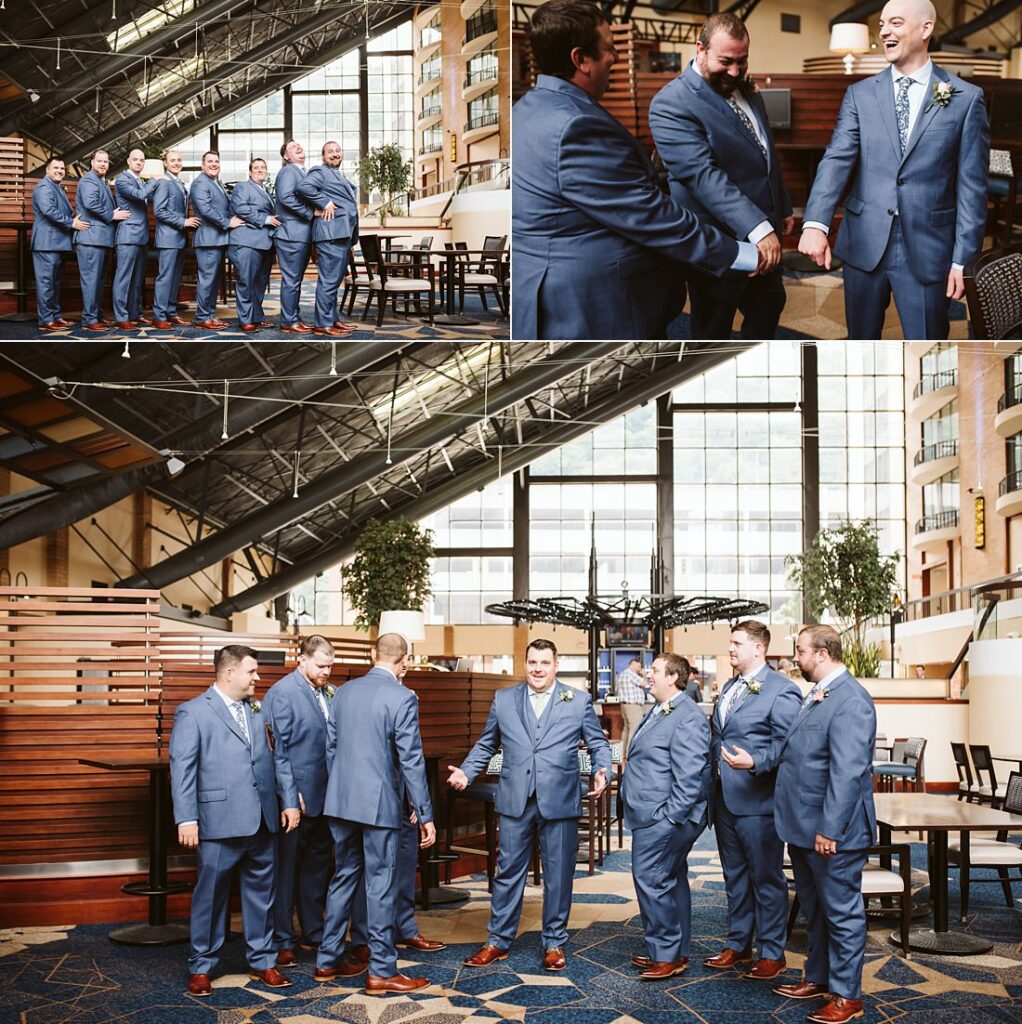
[428,248,503,327]
[78,754,190,945]
[875,792,1022,955]
[0,222,36,322]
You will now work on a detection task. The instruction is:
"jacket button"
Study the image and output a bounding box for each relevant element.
[253,781,258,787]
[897,178,905,186]
[526,769,531,774]
[887,208,895,216]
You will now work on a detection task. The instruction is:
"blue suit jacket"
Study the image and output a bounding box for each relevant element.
[804,64,989,282]
[75,171,116,248]
[274,163,314,243]
[152,175,190,249]
[621,692,710,830]
[189,173,232,247]
[460,681,611,820]
[113,172,158,245]
[230,179,276,250]
[511,75,741,340]
[296,165,359,243]
[650,65,792,250]
[323,666,432,828]
[263,668,330,818]
[170,685,297,841]
[774,670,877,850]
[711,667,802,817]
[31,177,75,252]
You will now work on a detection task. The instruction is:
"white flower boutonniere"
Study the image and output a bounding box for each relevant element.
[811,689,829,704]
[746,680,762,695]
[660,700,675,716]
[247,698,261,715]
[323,684,336,699]
[924,80,958,113]
[558,689,575,703]
[742,73,759,93]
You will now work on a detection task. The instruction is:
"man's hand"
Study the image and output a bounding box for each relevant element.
[178,823,199,848]
[814,833,838,857]
[298,791,306,814]
[782,215,795,237]
[419,820,436,848]
[112,207,131,221]
[721,744,755,771]
[446,765,468,790]
[946,266,965,301]
[322,200,336,222]
[589,768,608,796]
[228,215,244,229]
[72,216,89,230]
[409,810,418,825]
[184,216,201,229]
[799,228,832,270]
[282,807,301,832]
[268,215,282,228]
[756,231,782,274]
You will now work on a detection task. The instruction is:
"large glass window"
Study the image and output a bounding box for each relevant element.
[922,399,959,449]
[531,406,655,475]
[467,89,500,131]
[467,48,499,89]
[922,470,959,518]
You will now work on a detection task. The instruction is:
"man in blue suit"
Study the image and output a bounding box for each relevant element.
[512,0,761,340]
[189,150,244,330]
[621,653,710,980]
[772,625,877,1024]
[448,638,611,972]
[170,645,300,997]
[229,157,279,332]
[706,621,801,980]
[263,635,335,968]
[275,139,315,333]
[296,141,358,337]
[112,148,160,328]
[799,0,989,339]
[151,149,201,330]
[650,14,793,340]
[74,149,130,332]
[315,633,437,995]
[31,156,87,330]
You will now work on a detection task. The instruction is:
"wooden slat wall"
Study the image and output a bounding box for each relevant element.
[0,137,24,220]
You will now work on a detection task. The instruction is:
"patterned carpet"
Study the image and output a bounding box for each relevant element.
[3,823,1021,1024]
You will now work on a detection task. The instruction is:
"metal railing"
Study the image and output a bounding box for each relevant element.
[464,65,499,89]
[418,103,442,121]
[913,438,959,466]
[913,368,958,399]
[998,383,1022,413]
[465,111,499,133]
[1000,469,1022,496]
[418,142,443,156]
[438,158,509,221]
[419,27,441,48]
[463,9,497,45]
[417,66,442,85]
[915,509,960,534]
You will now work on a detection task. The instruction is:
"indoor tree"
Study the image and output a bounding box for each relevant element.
[356,143,411,224]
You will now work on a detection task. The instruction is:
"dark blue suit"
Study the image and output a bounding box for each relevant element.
[74,170,116,325]
[296,165,359,328]
[151,174,190,321]
[774,669,877,1000]
[511,74,747,340]
[803,63,989,339]
[30,177,75,324]
[650,64,792,339]
[621,692,710,962]
[229,179,276,326]
[459,681,611,951]
[273,162,314,326]
[188,173,232,321]
[112,171,158,322]
[263,668,333,950]
[170,685,297,975]
[710,666,801,960]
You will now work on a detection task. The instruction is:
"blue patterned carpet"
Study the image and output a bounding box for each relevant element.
[3,826,1021,1024]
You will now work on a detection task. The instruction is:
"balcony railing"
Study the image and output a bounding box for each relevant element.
[999,469,1022,497]
[998,382,1022,413]
[465,65,499,89]
[913,439,958,466]
[464,9,497,45]
[913,368,958,399]
[465,111,499,133]
[419,27,441,48]
[417,66,442,85]
[915,509,960,534]
[418,103,442,121]
[418,142,443,156]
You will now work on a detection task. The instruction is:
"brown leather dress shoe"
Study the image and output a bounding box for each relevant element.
[193,320,227,330]
[240,323,258,332]
[365,973,431,994]
[116,321,137,329]
[187,973,212,996]
[464,943,508,967]
[136,316,153,325]
[38,322,62,331]
[631,954,653,968]
[334,321,358,331]
[807,996,864,1023]
[152,320,175,330]
[257,321,274,328]
[83,322,109,331]
[248,967,291,988]
[704,948,753,969]
[281,322,314,333]
[398,935,447,951]
[543,947,567,971]
[774,981,831,1000]
[336,944,370,976]
[745,956,787,980]
[54,318,77,327]
[298,938,321,951]
[313,326,348,336]
[314,965,343,981]
[275,948,298,968]
[167,315,189,325]
[640,958,689,980]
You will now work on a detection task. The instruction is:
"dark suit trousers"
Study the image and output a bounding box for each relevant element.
[689,266,785,340]
[273,811,332,946]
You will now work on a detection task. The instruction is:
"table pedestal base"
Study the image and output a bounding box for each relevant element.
[417,884,471,906]
[109,921,190,946]
[895,927,993,956]
[429,313,480,327]
[867,898,930,921]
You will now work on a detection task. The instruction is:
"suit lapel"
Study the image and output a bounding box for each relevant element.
[627,703,658,757]
[207,687,250,746]
[296,672,327,732]
[536,681,566,743]
[873,71,903,163]
[686,64,766,168]
[901,65,948,165]
[517,683,533,737]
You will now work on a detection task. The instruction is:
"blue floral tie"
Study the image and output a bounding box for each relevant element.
[895,76,912,153]
[231,700,250,743]
[727,97,767,160]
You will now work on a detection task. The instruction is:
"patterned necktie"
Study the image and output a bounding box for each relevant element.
[727,97,767,159]
[797,683,824,717]
[315,688,329,721]
[895,76,912,152]
[720,678,747,725]
[231,700,250,743]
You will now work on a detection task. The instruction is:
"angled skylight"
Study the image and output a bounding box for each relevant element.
[107,0,196,53]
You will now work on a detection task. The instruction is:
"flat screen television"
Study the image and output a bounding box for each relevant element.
[605,622,649,646]
[759,88,792,130]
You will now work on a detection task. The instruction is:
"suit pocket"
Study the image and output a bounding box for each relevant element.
[843,195,865,216]
[198,789,226,803]
[930,207,955,227]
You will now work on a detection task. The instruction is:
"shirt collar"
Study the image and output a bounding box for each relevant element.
[891,59,932,87]
[741,662,766,683]
[815,665,845,691]
[375,664,398,682]
[212,683,241,708]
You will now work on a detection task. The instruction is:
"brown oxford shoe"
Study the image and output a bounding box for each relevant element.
[631,954,653,968]
[398,934,447,952]
[807,996,864,1023]
[248,967,291,989]
[639,958,689,980]
[745,957,787,980]
[334,320,358,331]
[257,321,274,328]
[136,316,153,325]
[314,965,343,982]
[313,326,348,336]
[335,944,370,976]
[240,323,258,332]
[193,320,227,330]
[275,948,298,968]
[281,322,314,333]
[365,973,431,994]
[115,321,137,329]
[152,320,175,330]
[38,322,62,330]
[543,947,567,971]
[298,938,320,951]
[187,973,212,996]
[464,943,508,967]
[167,315,189,325]
[83,322,109,331]
[54,318,77,327]
[774,981,831,1000]
[704,948,753,969]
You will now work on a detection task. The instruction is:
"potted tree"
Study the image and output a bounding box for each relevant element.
[356,143,411,225]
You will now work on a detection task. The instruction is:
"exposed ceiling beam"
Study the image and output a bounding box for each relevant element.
[936,0,1022,46]
[828,0,884,28]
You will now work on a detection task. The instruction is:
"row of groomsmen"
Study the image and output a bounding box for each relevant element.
[29,139,359,335]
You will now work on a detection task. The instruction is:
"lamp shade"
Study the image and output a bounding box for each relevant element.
[140,158,165,179]
[829,23,870,54]
[378,609,426,644]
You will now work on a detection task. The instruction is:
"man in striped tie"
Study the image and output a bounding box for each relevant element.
[650,13,792,340]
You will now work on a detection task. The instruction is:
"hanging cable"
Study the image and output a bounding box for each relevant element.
[221,379,230,439]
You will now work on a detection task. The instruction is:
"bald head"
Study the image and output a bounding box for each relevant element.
[879,0,935,71]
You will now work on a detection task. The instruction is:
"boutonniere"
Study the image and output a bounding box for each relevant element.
[247,698,261,715]
[558,689,575,703]
[660,700,675,716]
[746,680,762,695]
[323,685,335,699]
[924,81,958,112]
[742,73,758,93]
[811,689,829,704]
